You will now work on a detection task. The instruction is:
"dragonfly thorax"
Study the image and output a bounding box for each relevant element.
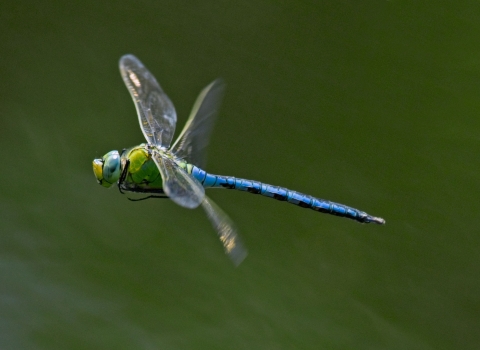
[92,150,121,188]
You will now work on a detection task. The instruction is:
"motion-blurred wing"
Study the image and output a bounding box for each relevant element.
[151,150,205,209]
[119,54,177,148]
[201,196,247,266]
[170,79,224,167]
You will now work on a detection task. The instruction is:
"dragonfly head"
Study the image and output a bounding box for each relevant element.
[92,150,121,188]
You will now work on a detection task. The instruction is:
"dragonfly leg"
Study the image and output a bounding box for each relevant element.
[117,159,130,195]
[127,195,168,201]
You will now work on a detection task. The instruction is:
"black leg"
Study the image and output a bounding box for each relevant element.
[118,159,130,195]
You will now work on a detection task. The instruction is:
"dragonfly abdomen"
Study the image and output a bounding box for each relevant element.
[189,165,385,224]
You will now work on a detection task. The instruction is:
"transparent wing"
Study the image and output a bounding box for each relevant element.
[119,54,177,148]
[170,79,225,167]
[151,150,205,209]
[201,196,247,266]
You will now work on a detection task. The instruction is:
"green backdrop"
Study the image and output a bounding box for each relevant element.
[0,1,479,349]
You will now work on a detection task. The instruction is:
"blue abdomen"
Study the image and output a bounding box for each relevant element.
[189,165,385,225]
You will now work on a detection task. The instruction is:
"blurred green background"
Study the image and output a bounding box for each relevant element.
[1,1,479,349]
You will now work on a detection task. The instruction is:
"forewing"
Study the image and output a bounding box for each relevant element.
[170,79,225,167]
[119,54,177,148]
[151,150,205,209]
[201,196,247,266]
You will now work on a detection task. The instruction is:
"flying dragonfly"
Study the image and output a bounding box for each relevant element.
[93,54,385,266]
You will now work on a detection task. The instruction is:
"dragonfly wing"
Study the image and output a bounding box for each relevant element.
[119,54,177,148]
[201,196,247,266]
[170,79,225,168]
[151,150,205,209]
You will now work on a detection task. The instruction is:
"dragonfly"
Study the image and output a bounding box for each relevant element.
[93,54,385,266]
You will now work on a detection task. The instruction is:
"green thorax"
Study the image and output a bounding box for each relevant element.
[121,144,189,190]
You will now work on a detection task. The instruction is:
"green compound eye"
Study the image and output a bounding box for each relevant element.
[92,150,120,188]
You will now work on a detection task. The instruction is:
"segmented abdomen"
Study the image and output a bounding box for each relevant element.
[190,165,385,224]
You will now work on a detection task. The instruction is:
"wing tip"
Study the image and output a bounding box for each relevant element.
[229,246,248,267]
[119,54,143,71]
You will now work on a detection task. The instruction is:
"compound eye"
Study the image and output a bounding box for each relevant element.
[102,151,121,185]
